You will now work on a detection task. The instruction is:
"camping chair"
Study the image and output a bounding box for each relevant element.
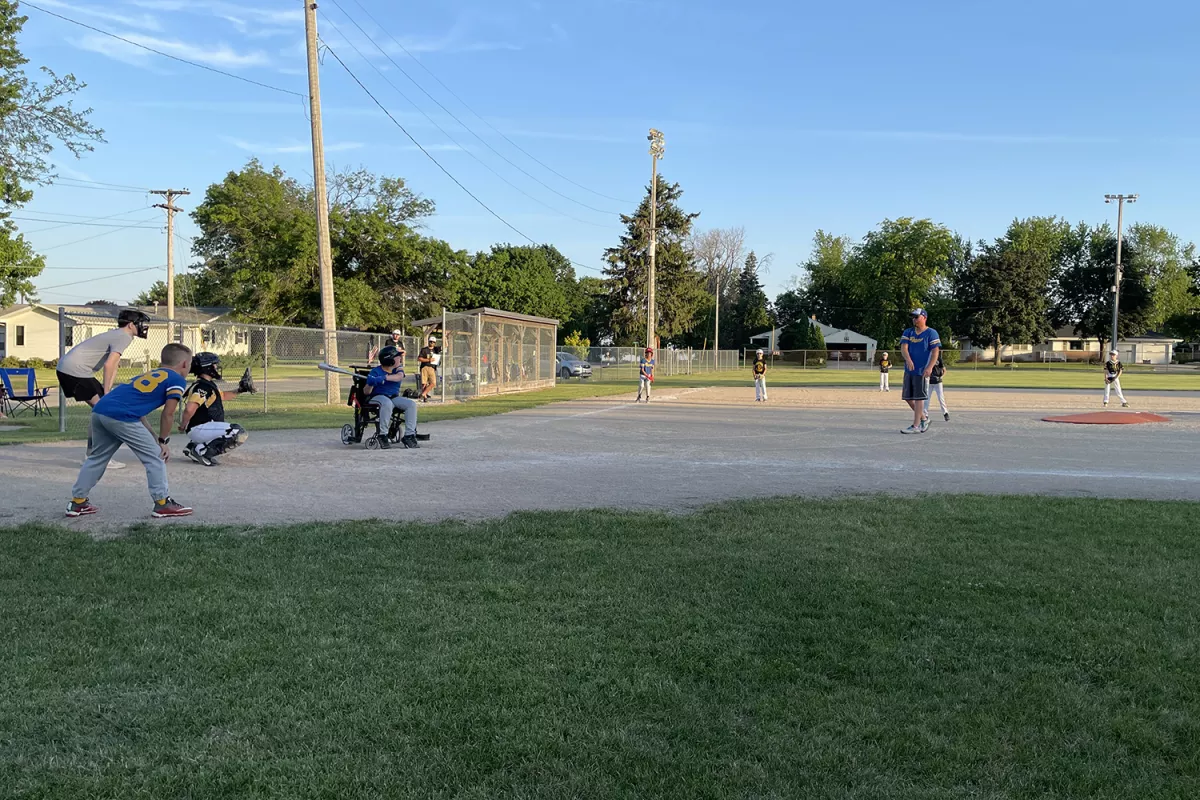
[0,379,9,417]
[0,368,51,417]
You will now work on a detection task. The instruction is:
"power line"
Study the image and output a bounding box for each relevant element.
[52,178,152,192]
[342,0,634,206]
[10,215,161,229]
[49,181,152,195]
[37,219,163,252]
[326,0,622,216]
[320,43,603,274]
[37,265,165,292]
[22,2,306,98]
[318,12,610,229]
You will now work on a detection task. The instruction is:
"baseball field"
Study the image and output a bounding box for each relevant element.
[2,379,1199,797]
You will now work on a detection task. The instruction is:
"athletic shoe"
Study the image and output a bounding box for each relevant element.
[183,443,214,467]
[1122,402,1129,408]
[902,425,919,434]
[919,418,929,433]
[944,413,950,422]
[1103,402,1109,407]
[108,460,127,470]
[65,498,98,517]
[151,497,193,518]
[401,434,421,449]
[415,433,431,442]
[377,434,391,450]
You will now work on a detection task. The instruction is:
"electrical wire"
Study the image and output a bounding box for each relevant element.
[343,0,634,206]
[37,219,163,252]
[10,215,161,229]
[319,13,610,229]
[37,265,165,292]
[326,0,623,216]
[51,178,152,192]
[320,43,604,274]
[49,181,153,194]
[22,2,306,98]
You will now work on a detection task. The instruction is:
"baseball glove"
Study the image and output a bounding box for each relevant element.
[402,388,421,399]
[1105,375,1116,384]
[237,367,258,394]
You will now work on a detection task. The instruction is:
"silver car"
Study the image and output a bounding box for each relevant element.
[556,351,593,380]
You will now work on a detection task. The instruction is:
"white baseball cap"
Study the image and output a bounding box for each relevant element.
[1110,349,1119,355]
[391,329,402,336]
[428,335,438,342]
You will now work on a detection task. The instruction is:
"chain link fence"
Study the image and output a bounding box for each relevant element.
[561,346,739,380]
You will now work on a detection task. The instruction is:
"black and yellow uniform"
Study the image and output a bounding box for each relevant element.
[753,358,767,377]
[753,357,768,401]
[183,376,224,431]
[879,356,891,373]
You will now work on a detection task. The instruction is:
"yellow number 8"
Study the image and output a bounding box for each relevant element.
[133,370,170,394]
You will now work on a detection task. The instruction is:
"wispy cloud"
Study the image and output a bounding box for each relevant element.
[224,137,364,155]
[37,0,162,31]
[74,31,272,69]
[792,129,1118,145]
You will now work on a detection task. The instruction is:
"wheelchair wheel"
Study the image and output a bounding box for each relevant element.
[366,435,380,450]
[340,424,355,446]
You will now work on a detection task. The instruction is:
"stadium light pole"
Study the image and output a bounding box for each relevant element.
[1104,193,1138,354]
[646,128,665,351]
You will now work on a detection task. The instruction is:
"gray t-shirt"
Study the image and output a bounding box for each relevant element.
[59,328,135,378]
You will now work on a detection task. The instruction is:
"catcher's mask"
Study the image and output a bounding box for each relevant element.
[118,309,151,339]
[379,345,402,368]
[191,351,222,380]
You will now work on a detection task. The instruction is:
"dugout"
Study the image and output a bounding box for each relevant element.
[412,308,559,398]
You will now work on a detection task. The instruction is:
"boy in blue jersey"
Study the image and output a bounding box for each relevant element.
[636,347,655,403]
[66,343,194,518]
[365,345,420,449]
[899,308,941,434]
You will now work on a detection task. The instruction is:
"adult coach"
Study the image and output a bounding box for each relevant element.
[900,307,940,434]
[417,334,439,402]
[57,308,152,468]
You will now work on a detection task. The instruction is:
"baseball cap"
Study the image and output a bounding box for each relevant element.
[391,329,402,336]
[910,308,927,318]
[428,334,437,342]
[1110,348,1119,355]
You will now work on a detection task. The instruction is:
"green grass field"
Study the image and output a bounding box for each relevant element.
[2,496,1197,798]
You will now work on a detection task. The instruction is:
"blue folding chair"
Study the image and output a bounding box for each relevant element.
[0,368,51,417]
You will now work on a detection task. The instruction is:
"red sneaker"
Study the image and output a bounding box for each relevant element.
[151,497,193,518]
[65,499,98,517]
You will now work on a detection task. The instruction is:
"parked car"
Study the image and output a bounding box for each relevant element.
[556,351,593,380]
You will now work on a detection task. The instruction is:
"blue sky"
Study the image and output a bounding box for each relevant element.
[16,0,1200,308]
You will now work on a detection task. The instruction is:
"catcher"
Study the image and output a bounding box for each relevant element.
[179,353,256,466]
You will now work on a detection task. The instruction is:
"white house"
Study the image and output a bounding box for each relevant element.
[0,304,238,364]
[750,318,878,363]
[962,325,1182,365]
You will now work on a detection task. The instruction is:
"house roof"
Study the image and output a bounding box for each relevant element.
[411,308,560,327]
[0,303,232,325]
[750,319,878,346]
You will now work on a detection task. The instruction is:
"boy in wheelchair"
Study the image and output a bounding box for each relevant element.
[344,345,424,450]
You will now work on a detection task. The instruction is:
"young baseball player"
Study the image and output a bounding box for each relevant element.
[636,347,655,402]
[366,345,420,449]
[179,352,256,467]
[1104,349,1129,407]
[65,342,194,519]
[753,349,768,402]
[56,308,152,470]
[923,355,950,422]
[879,351,891,392]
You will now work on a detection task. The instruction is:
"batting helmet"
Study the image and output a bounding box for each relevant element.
[379,345,402,367]
[191,351,223,380]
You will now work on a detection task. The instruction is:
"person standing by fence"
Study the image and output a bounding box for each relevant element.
[753,349,768,402]
[636,347,655,403]
[879,351,891,392]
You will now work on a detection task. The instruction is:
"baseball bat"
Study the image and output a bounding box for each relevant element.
[317,362,358,377]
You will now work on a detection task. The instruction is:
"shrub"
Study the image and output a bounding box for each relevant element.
[561,330,590,361]
[23,357,45,370]
[941,349,960,367]
[1,356,19,369]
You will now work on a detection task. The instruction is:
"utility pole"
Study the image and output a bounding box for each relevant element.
[304,0,339,403]
[1104,193,1138,354]
[713,274,721,370]
[646,128,665,351]
[151,188,189,322]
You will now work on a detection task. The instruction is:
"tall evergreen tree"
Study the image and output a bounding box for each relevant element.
[732,251,772,346]
[603,176,705,346]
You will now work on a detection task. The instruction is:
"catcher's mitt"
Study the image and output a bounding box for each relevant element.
[402,388,420,399]
[237,367,258,394]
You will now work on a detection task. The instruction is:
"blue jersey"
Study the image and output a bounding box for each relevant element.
[366,365,406,397]
[901,327,941,374]
[640,358,655,378]
[94,368,187,422]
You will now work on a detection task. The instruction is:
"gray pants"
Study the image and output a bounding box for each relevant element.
[637,376,651,400]
[72,413,169,503]
[370,395,418,437]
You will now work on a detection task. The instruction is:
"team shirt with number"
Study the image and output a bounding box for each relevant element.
[901,327,941,374]
[183,376,225,430]
[93,369,187,422]
[753,359,766,377]
[1105,360,1123,379]
[639,357,655,378]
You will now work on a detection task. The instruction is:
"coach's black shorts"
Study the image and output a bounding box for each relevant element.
[902,372,929,402]
[56,371,104,403]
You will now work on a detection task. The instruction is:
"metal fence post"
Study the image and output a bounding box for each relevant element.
[57,306,66,432]
[441,307,447,404]
[261,326,269,412]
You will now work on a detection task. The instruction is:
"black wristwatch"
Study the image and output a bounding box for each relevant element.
[158,437,170,445]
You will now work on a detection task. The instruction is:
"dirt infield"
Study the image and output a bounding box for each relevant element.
[3,385,1200,530]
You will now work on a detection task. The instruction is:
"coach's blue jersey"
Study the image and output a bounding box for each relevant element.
[901,327,941,374]
[94,369,187,422]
